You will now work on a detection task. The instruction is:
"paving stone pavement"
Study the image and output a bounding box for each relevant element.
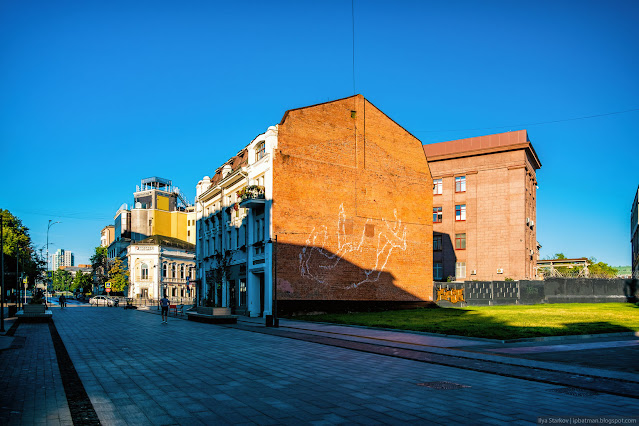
[2,306,639,425]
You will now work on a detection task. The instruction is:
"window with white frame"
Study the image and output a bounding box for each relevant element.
[256,142,266,161]
[141,263,149,280]
[455,262,466,279]
[433,178,443,195]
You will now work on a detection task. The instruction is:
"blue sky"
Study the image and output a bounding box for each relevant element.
[1,0,637,266]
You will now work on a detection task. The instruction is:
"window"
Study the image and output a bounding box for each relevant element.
[455,204,466,221]
[455,176,466,193]
[171,264,176,278]
[256,142,266,161]
[433,178,442,195]
[141,263,148,280]
[434,262,443,280]
[162,264,167,278]
[433,207,442,223]
[180,265,184,279]
[456,262,466,279]
[433,235,442,251]
[455,233,466,250]
[240,280,247,306]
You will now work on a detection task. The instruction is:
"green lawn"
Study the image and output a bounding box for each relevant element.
[294,303,639,340]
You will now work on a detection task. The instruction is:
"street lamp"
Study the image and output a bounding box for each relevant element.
[46,220,60,306]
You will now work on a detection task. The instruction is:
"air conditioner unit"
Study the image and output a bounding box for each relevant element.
[497,268,504,274]
[471,270,477,275]
[526,217,530,225]
[530,220,535,228]
[529,250,534,255]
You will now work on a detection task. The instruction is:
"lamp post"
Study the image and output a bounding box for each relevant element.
[1,216,5,333]
[47,220,60,306]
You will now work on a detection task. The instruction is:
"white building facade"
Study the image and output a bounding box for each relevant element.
[52,249,74,270]
[195,126,276,317]
[127,236,196,302]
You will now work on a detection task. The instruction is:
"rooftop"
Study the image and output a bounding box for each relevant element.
[135,235,196,252]
[423,130,541,169]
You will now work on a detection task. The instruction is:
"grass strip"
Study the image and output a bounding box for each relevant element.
[294,303,639,340]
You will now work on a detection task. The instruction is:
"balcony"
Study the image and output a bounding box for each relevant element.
[238,185,266,208]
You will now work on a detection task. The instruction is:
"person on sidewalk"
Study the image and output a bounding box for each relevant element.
[59,294,66,309]
[160,293,170,324]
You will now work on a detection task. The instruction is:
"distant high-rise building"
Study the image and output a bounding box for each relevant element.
[52,249,74,270]
[631,185,639,278]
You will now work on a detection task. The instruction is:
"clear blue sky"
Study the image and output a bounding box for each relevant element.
[1,0,637,266]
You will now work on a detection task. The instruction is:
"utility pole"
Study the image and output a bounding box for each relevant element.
[46,220,60,306]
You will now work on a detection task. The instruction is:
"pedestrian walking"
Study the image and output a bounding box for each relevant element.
[160,293,170,324]
[59,294,66,308]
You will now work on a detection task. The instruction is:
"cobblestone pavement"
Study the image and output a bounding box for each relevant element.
[2,307,639,425]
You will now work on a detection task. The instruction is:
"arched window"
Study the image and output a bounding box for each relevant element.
[172,264,177,278]
[255,141,265,161]
[162,264,167,278]
[180,265,184,279]
[141,263,149,280]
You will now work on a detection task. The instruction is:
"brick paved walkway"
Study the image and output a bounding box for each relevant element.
[2,307,639,425]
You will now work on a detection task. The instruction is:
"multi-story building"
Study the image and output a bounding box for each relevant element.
[108,177,196,264]
[195,95,433,318]
[423,130,541,281]
[631,185,639,278]
[127,236,195,301]
[51,249,74,270]
[100,225,115,248]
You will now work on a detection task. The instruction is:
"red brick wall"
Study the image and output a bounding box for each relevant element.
[273,95,433,301]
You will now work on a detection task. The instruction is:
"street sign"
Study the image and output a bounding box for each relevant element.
[105,282,111,288]
[106,288,111,293]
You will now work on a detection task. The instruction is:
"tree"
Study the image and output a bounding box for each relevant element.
[108,258,129,293]
[587,257,617,278]
[72,270,93,294]
[1,209,46,292]
[52,270,73,292]
[90,246,109,290]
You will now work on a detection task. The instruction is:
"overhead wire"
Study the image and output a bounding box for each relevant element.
[415,107,639,134]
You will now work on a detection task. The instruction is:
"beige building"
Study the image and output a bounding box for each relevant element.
[127,235,196,301]
[424,130,541,281]
[101,225,115,248]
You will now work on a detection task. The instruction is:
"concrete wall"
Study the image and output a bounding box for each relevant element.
[434,278,637,307]
[273,95,433,303]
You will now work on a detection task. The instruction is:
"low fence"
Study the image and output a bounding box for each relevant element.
[434,278,638,307]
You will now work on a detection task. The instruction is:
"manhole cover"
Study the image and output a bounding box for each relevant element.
[549,387,599,397]
[417,381,471,390]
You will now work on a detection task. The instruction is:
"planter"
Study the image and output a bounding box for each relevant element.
[196,307,232,316]
[24,304,46,314]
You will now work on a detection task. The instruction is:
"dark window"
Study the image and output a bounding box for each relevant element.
[433,207,442,223]
[434,235,442,251]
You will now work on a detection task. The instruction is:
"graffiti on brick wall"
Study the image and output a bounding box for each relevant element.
[436,286,465,304]
[299,204,407,288]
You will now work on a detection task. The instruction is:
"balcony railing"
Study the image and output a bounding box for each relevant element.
[238,185,266,208]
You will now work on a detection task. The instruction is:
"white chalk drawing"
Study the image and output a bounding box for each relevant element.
[299,204,407,288]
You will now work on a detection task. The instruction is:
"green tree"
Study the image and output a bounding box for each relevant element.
[1,209,46,292]
[587,257,617,278]
[90,245,109,290]
[72,270,93,294]
[108,258,129,293]
[52,270,73,292]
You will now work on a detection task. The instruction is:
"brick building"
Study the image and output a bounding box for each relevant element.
[423,130,541,281]
[195,95,433,316]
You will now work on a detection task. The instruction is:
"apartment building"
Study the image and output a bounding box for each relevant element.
[101,225,115,248]
[108,177,196,264]
[195,95,433,317]
[51,249,74,270]
[423,130,541,281]
[632,185,639,278]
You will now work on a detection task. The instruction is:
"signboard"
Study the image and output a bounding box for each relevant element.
[105,282,111,288]
[106,288,111,293]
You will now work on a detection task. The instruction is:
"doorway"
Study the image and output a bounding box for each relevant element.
[259,273,265,316]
